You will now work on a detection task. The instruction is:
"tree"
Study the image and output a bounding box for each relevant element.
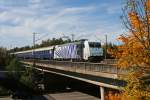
[6,58,24,79]
[19,67,35,90]
[103,42,117,59]
[108,0,150,99]
[121,71,150,100]
[110,0,150,70]
[0,47,12,68]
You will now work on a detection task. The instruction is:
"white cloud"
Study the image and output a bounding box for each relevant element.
[0,0,123,48]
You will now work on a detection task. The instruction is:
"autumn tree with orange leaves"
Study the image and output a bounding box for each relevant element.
[111,0,150,69]
[108,0,150,99]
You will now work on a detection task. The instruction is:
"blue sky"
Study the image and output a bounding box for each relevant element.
[0,0,124,48]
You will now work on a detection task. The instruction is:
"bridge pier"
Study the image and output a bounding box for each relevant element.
[100,86,104,100]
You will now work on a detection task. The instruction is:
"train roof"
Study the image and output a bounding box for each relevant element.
[13,41,84,54]
[14,46,54,54]
[55,42,76,47]
[55,40,90,47]
[13,40,101,54]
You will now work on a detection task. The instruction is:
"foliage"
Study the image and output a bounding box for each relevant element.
[108,0,150,99]
[19,67,34,89]
[6,58,24,80]
[103,42,117,59]
[122,71,150,100]
[0,47,36,93]
[40,38,71,47]
[0,47,12,68]
[6,60,37,91]
[109,0,150,69]
[105,91,122,100]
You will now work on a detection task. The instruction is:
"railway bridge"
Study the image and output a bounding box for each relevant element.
[22,60,127,100]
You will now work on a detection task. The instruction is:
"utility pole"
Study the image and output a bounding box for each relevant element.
[33,33,36,67]
[33,33,39,67]
[32,33,45,92]
[71,34,74,42]
[105,35,107,60]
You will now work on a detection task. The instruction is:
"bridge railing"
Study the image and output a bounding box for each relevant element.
[23,60,128,75]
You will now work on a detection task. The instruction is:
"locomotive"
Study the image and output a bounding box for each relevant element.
[14,39,103,61]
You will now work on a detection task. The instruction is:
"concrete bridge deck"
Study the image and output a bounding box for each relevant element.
[22,60,126,90]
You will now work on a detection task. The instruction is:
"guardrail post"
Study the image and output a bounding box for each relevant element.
[100,86,104,100]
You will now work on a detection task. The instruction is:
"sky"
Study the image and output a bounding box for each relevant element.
[0,0,125,49]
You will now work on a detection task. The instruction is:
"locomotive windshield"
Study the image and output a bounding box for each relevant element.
[89,42,101,48]
[88,42,103,56]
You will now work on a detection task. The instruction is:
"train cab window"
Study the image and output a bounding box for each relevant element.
[89,42,101,48]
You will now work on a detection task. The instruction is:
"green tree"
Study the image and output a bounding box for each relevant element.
[6,58,24,80]
[6,59,36,91]
[19,67,35,89]
[0,47,12,68]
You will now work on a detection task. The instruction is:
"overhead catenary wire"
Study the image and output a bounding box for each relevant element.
[35,33,53,42]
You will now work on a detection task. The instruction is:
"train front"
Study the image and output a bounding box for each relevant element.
[87,42,103,61]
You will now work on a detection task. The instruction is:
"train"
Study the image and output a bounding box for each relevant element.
[13,39,103,62]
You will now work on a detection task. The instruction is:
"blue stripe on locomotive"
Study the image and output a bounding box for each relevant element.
[54,43,80,59]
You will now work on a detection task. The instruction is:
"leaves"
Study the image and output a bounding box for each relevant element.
[6,58,24,80]
[108,0,150,99]
[122,71,150,100]
[110,0,150,68]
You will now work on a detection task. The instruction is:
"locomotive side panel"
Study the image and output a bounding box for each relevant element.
[54,43,81,60]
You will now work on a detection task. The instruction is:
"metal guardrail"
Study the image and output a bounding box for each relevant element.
[23,60,128,75]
